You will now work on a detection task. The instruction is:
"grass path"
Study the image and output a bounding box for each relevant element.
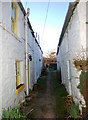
[52,71,68,118]
[21,71,68,119]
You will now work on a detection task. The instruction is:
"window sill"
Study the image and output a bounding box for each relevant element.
[16,84,25,94]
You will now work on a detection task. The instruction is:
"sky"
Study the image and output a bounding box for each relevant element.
[21,1,74,56]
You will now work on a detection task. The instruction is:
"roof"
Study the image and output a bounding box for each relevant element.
[18,2,43,54]
[57,1,79,55]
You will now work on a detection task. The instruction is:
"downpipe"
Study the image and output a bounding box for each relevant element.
[24,8,30,96]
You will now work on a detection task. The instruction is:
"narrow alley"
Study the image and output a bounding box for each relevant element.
[1,1,88,119]
[21,70,68,119]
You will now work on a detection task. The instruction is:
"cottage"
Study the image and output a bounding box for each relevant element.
[57,0,88,113]
[0,0,43,117]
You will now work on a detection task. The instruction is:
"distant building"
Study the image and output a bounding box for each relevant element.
[0,0,43,117]
[57,0,88,113]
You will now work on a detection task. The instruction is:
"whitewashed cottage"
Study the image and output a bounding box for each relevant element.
[57,0,88,113]
[0,0,43,117]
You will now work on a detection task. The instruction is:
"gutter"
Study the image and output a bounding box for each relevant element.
[18,2,43,54]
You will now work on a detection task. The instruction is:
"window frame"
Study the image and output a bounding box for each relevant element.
[16,61,21,87]
[11,2,17,35]
[15,61,25,94]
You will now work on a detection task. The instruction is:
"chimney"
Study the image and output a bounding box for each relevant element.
[36,32,37,38]
[27,8,30,16]
[38,35,40,44]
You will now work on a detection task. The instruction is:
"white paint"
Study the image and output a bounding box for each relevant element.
[57,1,87,111]
[0,1,43,118]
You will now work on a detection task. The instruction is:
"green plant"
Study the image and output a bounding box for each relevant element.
[77,71,87,94]
[2,105,27,119]
[65,95,81,119]
[77,71,88,103]
[49,67,55,71]
[49,64,57,71]
[67,102,80,119]
[52,72,68,118]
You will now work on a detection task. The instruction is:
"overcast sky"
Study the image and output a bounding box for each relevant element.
[22,1,75,56]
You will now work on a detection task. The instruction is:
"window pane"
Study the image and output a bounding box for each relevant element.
[14,7,16,20]
[18,62,19,74]
[11,3,16,20]
[11,19,14,33]
[16,61,21,87]
[11,3,14,18]
[16,62,17,75]
[11,2,17,34]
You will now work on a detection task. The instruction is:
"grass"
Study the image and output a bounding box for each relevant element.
[52,72,68,118]
[49,67,55,71]
[37,76,47,89]
[49,66,57,71]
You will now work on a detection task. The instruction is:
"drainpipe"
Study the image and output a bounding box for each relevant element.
[25,8,30,96]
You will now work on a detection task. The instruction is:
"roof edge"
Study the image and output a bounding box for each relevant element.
[18,2,43,54]
[57,1,79,55]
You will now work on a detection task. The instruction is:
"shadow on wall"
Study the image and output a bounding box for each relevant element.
[57,68,62,84]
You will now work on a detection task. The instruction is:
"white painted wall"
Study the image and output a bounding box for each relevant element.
[0,2,2,116]
[57,1,87,110]
[0,1,43,117]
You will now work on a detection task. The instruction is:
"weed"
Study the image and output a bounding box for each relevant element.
[2,104,27,119]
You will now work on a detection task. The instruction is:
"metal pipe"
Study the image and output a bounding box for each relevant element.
[25,8,30,96]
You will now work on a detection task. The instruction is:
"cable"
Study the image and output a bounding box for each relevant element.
[41,0,50,41]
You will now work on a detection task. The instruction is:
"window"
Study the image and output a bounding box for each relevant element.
[11,2,17,35]
[16,61,21,87]
[15,61,25,94]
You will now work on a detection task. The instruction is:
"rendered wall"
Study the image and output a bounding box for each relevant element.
[0,2,2,117]
[57,1,86,110]
[0,1,43,117]
[1,2,25,109]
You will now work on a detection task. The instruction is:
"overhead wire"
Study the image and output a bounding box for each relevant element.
[41,0,50,41]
